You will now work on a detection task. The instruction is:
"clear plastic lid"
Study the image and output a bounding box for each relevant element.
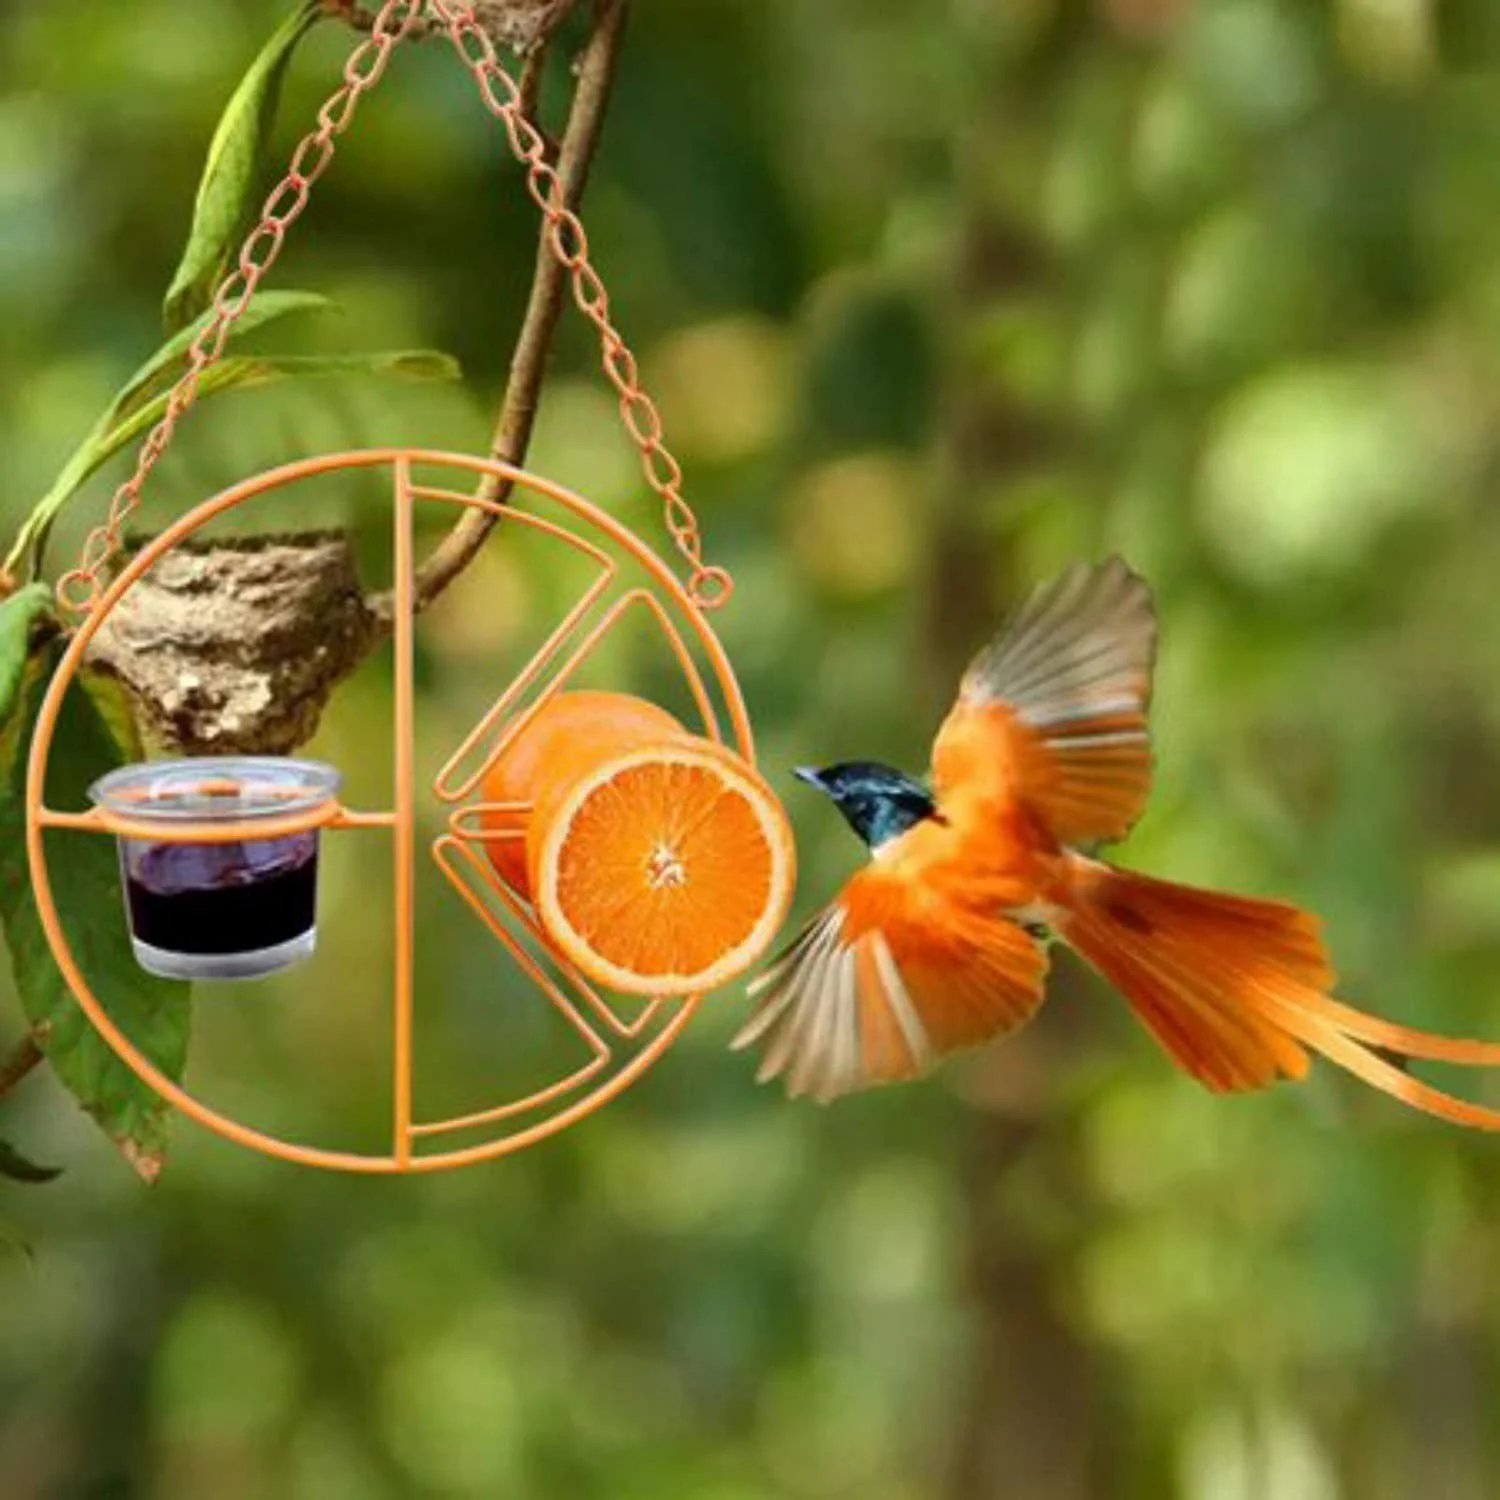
[88,757,342,824]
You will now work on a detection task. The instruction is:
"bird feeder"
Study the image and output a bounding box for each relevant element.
[22,2,793,1173]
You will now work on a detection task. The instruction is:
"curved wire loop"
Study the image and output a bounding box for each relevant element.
[57,0,730,617]
[31,449,754,1173]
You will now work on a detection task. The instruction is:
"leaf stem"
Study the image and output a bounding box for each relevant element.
[0,1033,45,1101]
[372,0,630,623]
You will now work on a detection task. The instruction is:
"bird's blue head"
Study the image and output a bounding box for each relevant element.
[794,762,940,852]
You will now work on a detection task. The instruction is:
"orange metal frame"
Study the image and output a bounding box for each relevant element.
[25,449,755,1173]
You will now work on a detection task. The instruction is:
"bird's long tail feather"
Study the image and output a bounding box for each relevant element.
[1052,856,1500,1128]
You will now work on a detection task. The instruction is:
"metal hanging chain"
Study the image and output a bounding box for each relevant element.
[59,0,732,617]
[428,1,732,611]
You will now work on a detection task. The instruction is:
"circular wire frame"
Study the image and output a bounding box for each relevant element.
[25,449,755,1173]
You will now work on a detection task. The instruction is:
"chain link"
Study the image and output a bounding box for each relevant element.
[59,0,731,616]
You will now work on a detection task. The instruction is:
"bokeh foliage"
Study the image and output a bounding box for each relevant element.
[6,1,1500,1496]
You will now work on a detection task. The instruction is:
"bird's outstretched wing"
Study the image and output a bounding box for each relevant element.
[933,555,1157,846]
[732,865,1048,1101]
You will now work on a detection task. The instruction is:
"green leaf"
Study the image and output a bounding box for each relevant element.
[2,291,334,583]
[79,669,146,764]
[190,348,465,393]
[0,650,191,1182]
[0,1137,61,1185]
[115,289,337,421]
[163,1,324,332]
[58,348,461,490]
[0,585,54,728]
[3,338,458,582]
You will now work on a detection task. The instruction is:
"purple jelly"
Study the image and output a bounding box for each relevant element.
[122,834,319,956]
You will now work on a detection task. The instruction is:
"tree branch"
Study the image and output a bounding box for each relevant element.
[370,0,628,623]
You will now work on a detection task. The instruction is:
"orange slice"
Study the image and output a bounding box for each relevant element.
[481,690,684,897]
[529,734,796,997]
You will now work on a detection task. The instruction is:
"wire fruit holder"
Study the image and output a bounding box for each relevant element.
[24,0,774,1174]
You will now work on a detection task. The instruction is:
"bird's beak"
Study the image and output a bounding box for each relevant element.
[793,766,826,791]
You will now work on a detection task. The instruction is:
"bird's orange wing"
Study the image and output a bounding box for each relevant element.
[731,862,1048,1101]
[932,556,1157,846]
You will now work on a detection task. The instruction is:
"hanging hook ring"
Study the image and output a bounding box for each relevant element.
[688,566,734,612]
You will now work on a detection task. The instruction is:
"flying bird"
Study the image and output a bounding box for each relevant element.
[735,557,1500,1127]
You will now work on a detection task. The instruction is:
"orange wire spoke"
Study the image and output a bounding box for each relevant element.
[432,829,671,1044]
[408,1054,611,1139]
[37,801,401,841]
[407,482,617,572]
[432,572,614,802]
[437,583,727,809]
[448,802,532,843]
[420,482,622,802]
[629,589,723,748]
[38,806,399,842]
[433,569,617,804]
[430,834,613,1056]
[391,457,417,1167]
[613,998,668,1041]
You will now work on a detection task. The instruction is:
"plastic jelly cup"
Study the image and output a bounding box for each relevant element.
[87,758,342,982]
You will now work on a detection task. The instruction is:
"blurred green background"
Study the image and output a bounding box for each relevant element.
[8,1,1500,1495]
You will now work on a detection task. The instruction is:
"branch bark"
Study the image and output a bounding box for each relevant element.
[373,0,628,623]
[327,1,581,53]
